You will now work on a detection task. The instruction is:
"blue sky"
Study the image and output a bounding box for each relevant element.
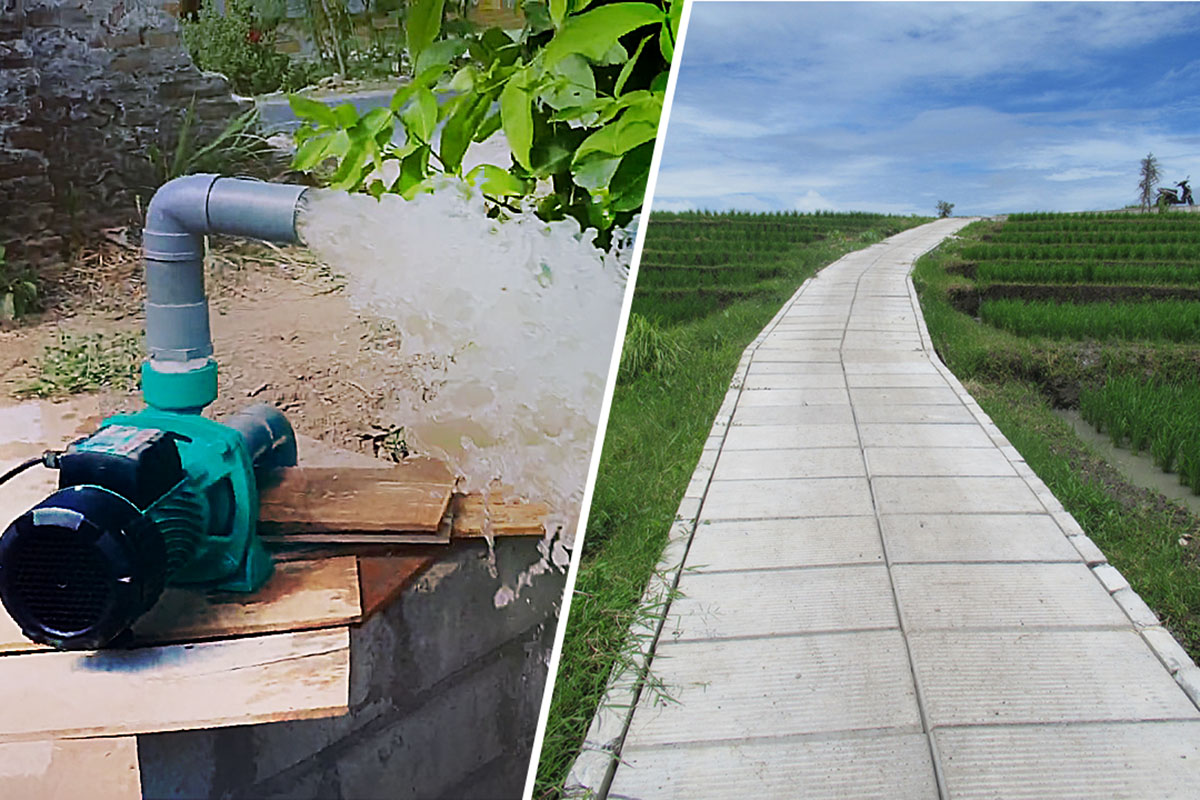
[652,1,1200,216]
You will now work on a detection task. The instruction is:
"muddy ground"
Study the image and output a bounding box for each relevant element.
[0,234,424,461]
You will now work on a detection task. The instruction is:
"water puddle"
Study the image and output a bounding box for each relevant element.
[1055,407,1200,516]
[297,181,629,601]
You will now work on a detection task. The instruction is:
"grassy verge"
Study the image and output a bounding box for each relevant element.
[534,212,930,798]
[913,228,1200,657]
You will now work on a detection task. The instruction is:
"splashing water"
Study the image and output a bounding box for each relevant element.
[297,180,628,577]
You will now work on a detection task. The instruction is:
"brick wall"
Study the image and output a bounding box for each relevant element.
[0,0,242,266]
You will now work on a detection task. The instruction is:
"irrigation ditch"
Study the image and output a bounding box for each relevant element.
[913,210,1200,658]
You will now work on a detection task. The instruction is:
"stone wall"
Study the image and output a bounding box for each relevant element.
[0,0,242,265]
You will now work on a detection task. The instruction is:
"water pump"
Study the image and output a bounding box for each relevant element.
[0,175,310,650]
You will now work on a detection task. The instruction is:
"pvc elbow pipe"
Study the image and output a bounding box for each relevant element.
[142,175,308,411]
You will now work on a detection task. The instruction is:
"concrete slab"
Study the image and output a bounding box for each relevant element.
[723,424,861,450]
[665,565,898,641]
[846,373,949,388]
[736,388,851,407]
[712,448,865,481]
[753,348,842,363]
[936,721,1200,800]
[624,631,922,746]
[731,405,856,427]
[851,386,962,405]
[700,477,874,521]
[854,403,977,425]
[687,517,884,572]
[873,476,1045,514]
[880,513,1080,563]
[743,373,847,390]
[746,362,846,376]
[859,423,992,449]
[893,563,1130,630]
[843,362,940,375]
[865,446,1016,477]
[909,629,1199,726]
[612,733,938,799]
[842,349,930,364]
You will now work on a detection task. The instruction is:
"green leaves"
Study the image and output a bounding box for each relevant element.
[289,0,677,240]
[467,164,529,196]
[400,87,438,144]
[500,67,535,170]
[542,3,666,67]
[406,0,445,69]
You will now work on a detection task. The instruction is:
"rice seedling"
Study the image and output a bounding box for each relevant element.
[979,298,1200,341]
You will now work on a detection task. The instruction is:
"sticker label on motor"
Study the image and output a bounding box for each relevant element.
[77,425,165,458]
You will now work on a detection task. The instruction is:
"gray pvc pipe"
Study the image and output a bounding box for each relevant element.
[143,174,308,364]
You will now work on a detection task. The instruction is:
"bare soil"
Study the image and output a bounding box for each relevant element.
[0,235,424,461]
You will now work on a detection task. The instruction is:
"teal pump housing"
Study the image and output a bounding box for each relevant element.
[0,176,310,650]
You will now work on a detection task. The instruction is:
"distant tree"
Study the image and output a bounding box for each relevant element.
[936,200,954,218]
[1139,153,1162,211]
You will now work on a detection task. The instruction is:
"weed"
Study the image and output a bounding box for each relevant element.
[618,313,683,380]
[0,244,39,321]
[147,101,277,186]
[17,331,142,398]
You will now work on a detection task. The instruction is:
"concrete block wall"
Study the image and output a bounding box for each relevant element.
[139,538,563,800]
[0,0,242,265]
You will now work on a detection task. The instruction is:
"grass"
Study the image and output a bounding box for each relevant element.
[16,331,142,398]
[913,222,1200,659]
[534,211,930,798]
[980,298,1200,342]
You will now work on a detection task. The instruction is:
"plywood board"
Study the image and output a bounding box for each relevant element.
[0,557,362,654]
[0,738,139,799]
[258,465,455,533]
[0,627,349,742]
[451,493,550,538]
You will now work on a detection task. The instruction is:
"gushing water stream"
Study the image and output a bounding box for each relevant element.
[297,181,628,601]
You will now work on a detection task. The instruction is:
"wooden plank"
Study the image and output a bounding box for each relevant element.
[0,557,362,654]
[0,738,140,799]
[0,628,349,742]
[357,555,436,618]
[133,556,362,643]
[258,464,455,533]
[261,533,449,544]
[450,493,551,538]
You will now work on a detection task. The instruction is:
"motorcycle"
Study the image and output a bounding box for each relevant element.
[1157,178,1194,208]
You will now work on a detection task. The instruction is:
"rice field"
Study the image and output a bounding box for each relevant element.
[956,209,1200,493]
[979,298,1200,341]
[1080,376,1200,492]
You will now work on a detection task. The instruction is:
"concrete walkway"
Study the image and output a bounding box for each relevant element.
[586,219,1200,798]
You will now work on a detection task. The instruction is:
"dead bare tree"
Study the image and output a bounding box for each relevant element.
[1139,152,1162,210]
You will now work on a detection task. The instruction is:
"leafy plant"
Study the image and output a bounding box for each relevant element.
[0,244,39,321]
[937,199,955,218]
[289,0,681,242]
[181,0,313,95]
